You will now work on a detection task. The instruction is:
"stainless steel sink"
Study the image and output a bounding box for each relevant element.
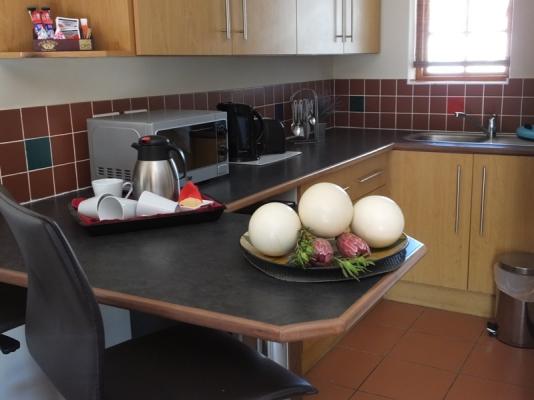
[405,132,534,147]
[405,132,488,143]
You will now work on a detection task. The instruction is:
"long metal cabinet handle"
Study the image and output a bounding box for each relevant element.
[479,166,487,236]
[358,169,384,183]
[334,0,341,40]
[343,0,354,41]
[454,165,461,234]
[225,0,231,39]
[350,0,354,41]
[341,0,347,42]
[242,0,248,40]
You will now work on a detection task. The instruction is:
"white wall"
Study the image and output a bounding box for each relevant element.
[0,56,333,110]
[333,0,534,79]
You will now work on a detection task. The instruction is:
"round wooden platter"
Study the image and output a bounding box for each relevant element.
[240,233,409,283]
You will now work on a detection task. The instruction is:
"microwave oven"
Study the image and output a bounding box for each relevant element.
[88,110,229,184]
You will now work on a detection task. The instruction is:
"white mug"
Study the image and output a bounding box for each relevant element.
[136,191,178,216]
[92,178,133,198]
[97,197,138,221]
[78,193,112,219]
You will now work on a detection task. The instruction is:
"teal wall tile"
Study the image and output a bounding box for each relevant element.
[25,137,52,170]
[350,96,365,112]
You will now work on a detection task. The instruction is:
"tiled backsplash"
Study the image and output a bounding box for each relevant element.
[2,77,533,204]
[0,80,333,203]
[334,79,534,132]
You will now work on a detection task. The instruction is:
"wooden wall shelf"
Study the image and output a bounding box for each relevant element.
[0,0,136,58]
[0,50,135,59]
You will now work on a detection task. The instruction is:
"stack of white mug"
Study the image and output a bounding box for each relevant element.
[78,178,179,221]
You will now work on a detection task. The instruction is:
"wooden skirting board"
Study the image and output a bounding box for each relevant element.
[385,281,496,318]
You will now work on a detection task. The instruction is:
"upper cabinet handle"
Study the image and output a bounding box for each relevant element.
[242,0,248,40]
[344,0,354,41]
[341,0,347,42]
[225,0,231,40]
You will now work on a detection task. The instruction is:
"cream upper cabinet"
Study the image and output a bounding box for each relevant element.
[297,0,380,55]
[297,0,344,54]
[389,151,473,290]
[343,0,381,53]
[231,0,297,55]
[134,0,232,55]
[469,155,534,294]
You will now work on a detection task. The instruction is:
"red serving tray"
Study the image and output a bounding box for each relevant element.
[69,195,225,235]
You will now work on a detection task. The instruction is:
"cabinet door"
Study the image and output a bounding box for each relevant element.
[297,0,344,54]
[469,155,534,294]
[134,0,232,55]
[231,0,297,54]
[389,151,473,290]
[343,0,380,54]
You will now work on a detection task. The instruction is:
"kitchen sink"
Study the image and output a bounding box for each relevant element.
[405,132,534,147]
[405,132,488,143]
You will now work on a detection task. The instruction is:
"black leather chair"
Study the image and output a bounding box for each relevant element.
[0,187,316,400]
[0,283,26,354]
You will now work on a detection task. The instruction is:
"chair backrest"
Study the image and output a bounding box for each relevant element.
[0,187,104,400]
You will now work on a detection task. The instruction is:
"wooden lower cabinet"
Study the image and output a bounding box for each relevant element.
[298,152,389,201]
[389,151,473,290]
[468,154,534,294]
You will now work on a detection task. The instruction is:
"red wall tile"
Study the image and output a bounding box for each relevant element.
[2,173,30,203]
[22,107,48,138]
[51,134,75,165]
[0,109,23,143]
[365,80,380,96]
[29,168,54,199]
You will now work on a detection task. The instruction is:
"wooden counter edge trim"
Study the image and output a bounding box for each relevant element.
[224,144,394,212]
[0,243,425,343]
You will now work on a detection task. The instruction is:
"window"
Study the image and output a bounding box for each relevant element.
[414,0,513,81]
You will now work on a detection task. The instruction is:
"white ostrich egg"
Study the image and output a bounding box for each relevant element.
[248,202,302,257]
[298,182,354,238]
[351,196,405,248]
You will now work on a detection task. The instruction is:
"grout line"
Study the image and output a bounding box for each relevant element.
[69,104,80,189]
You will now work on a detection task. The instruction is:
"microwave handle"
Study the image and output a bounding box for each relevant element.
[167,144,187,180]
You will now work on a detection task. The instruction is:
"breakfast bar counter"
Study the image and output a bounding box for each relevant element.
[0,192,425,343]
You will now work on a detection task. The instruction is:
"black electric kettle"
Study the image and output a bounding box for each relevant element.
[131,136,187,200]
[217,102,264,162]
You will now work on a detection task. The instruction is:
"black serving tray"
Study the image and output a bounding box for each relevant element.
[240,233,408,283]
[69,195,225,235]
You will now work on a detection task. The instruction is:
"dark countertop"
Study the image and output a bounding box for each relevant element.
[0,193,425,341]
[199,128,534,211]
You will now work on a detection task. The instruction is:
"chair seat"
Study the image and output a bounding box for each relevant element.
[103,324,316,400]
[0,284,26,332]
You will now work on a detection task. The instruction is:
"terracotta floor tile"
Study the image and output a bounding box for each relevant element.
[360,357,456,400]
[307,347,382,390]
[411,308,485,341]
[337,319,406,356]
[445,375,534,400]
[462,335,534,388]
[351,391,393,399]
[389,331,474,372]
[307,376,355,400]
[362,300,424,331]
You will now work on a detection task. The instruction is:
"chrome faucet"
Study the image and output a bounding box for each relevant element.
[454,112,498,139]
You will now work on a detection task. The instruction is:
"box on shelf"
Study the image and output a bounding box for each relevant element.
[33,39,93,52]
